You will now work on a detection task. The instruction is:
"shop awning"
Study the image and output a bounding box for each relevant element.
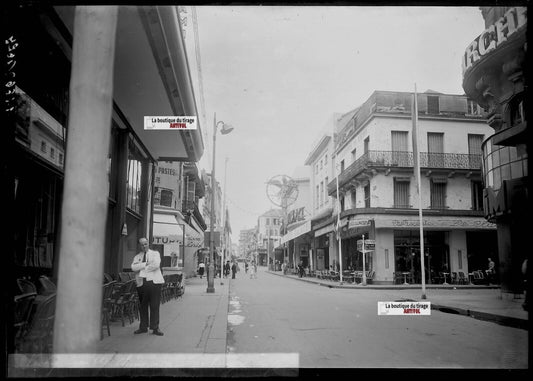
[152,214,184,245]
[281,220,312,244]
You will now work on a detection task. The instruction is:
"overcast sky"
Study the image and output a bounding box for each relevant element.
[184,5,486,242]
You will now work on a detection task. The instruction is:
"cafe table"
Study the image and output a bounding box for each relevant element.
[402,272,410,285]
[442,272,450,285]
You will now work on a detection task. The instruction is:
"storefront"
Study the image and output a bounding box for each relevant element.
[372,215,497,285]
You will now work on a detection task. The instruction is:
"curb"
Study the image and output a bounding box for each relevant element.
[266,271,528,330]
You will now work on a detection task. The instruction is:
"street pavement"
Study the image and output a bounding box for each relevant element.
[8,266,529,375]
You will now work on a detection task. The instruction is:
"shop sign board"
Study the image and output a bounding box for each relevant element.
[357,239,375,252]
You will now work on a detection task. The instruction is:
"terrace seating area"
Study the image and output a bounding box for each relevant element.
[12,271,185,352]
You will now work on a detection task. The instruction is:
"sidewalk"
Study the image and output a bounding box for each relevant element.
[268,270,529,330]
[95,275,230,356]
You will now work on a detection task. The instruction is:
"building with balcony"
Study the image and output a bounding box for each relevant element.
[280,167,313,269]
[9,5,205,286]
[152,161,206,278]
[239,228,257,260]
[256,209,283,267]
[461,6,528,296]
[325,90,496,285]
[200,169,224,268]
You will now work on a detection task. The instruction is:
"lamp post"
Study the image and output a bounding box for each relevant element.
[207,113,233,293]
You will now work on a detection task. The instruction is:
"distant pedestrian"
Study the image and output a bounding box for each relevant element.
[224,260,230,278]
[198,262,205,279]
[231,261,237,279]
[486,257,496,284]
[298,261,305,278]
[245,262,249,273]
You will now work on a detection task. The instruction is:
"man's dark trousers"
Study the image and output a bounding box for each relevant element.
[139,280,162,330]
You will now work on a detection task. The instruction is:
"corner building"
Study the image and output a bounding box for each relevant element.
[327,90,497,285]
[461,6,528,296]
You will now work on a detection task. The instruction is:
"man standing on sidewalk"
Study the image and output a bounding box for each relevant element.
[131,237,164,336]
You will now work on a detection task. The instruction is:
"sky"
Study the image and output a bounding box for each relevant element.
[182,5,486,243]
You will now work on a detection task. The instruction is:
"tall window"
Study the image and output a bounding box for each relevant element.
[340,160,345,173]
[471,180,483,211]
[391,131,409,165]
[427,132,444,167]
[324,154,328,166]
[340,195,345,212]
[468,134,484,169]
[324,177,329,204]
[350,189,356,208]
[508,95,525,127]
[430,178,446,208]
[320,181,324,206]
[427,95,440,114]
[364,183,370,208]
[394,178,410,208]
[316,185,319,208]
[364,137,369,154]
[351,148,357,162]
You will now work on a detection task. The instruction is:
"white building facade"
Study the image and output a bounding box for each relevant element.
[326,90,497,284]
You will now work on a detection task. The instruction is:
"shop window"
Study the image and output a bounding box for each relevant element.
[430,178,446,208]
[126,139,147,215]
[160,189,173,207]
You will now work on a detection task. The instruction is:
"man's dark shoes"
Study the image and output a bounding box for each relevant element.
[134,328,148,334]
[152,329,164,336]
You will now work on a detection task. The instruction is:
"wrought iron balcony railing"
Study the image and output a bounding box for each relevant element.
[328,150,482,194]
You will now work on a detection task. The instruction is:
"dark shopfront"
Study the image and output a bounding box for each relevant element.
[394,230,448,284]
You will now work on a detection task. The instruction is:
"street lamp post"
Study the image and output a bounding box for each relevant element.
[207,113,233,293]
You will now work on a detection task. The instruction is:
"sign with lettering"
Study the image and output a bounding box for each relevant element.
[357,239,375,252]
[287,207,306,225]
[462,7,527,75]
[374,216,496,229]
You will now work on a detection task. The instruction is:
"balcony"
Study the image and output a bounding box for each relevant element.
[328,150,482,195]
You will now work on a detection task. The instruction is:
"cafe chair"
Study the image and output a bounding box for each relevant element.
[101,281,116,339]
[38,276,57,295]
[14,292,37,352]
[457,271,468,285]
[21,293,56,353]
[17,278,37,294]
[109,279,136,326]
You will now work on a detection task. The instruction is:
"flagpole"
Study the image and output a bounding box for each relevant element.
[335,162,343,284]
[413,83,427,299]
[332,118,344,283]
